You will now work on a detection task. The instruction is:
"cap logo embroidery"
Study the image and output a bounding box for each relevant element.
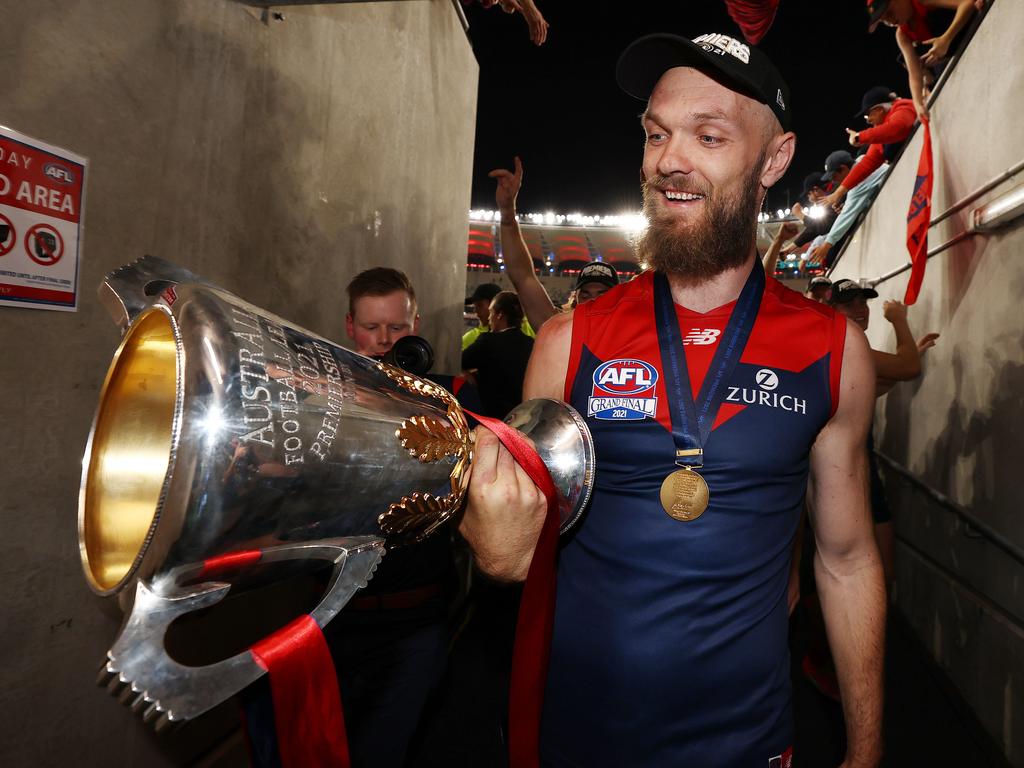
[692,33,750,64]
[776,89,786,110]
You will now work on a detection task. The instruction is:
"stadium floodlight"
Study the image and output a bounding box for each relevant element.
[545,211,556,225]
[776,209,785,219]
[619,213,647,234]
[806,205,825,220]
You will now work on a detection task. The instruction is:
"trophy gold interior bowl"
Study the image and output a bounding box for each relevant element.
[80,308,180,594]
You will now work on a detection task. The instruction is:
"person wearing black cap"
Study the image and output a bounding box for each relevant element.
[806,275,833,303]
[817,86,916,214]
[463,282,503,351]
[461,31,884,768]
[866,0,976,118]
[570,260,619,304]
[809,146,891,267]
[776,171,837,262]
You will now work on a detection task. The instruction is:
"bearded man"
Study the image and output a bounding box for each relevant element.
[459,32,885,768]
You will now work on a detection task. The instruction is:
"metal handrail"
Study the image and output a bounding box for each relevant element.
[931,157,1024,227]
[875,451,1024,568]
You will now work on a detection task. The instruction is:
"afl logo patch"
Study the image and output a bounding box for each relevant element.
[589,359,658,421]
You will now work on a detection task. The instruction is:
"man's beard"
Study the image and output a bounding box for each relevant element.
[636,156,765,282]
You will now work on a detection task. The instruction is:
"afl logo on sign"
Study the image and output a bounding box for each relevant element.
[589,359,658,421]
[43,163,75,185]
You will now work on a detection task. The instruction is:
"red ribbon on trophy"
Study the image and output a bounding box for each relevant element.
[200,550,350,768]
[221,412,558,768]
[469,413,560,768]
[250,615,351,768]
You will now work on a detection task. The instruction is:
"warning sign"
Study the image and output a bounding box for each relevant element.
[0,125,87,311]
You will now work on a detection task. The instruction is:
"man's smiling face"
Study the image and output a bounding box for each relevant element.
[638,67,779,279]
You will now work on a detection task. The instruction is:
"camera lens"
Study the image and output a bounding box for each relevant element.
[383,336,434,376]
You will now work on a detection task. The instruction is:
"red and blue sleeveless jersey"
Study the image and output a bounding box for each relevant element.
[541,270,846,767]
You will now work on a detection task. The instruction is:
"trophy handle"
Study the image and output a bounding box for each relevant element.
[97,536,385,730]
[98,255,211,332]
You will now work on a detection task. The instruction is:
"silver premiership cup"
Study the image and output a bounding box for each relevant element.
[81,256,594,730]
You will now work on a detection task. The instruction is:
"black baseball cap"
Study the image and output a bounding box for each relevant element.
[822,150,854,181]
[575,261,619,290]
[866,0,891,33]
[466,282,501,305]
[856,86,896,120]
[616,32,791,130]
[829,278,879,304]
[801,172,827,199]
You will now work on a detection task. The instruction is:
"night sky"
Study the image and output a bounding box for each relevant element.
[465,1,910,216]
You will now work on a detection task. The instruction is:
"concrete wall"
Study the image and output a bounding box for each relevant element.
[0,1,477,765]
[827,1,1024,761]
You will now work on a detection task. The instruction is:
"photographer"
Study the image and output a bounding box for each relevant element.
[331,267,450,768]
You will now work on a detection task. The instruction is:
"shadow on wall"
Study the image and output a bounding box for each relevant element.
[885,346,1024,540]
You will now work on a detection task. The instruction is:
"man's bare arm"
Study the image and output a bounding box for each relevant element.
[896,27,929,118]
[763,221,798,275]
[809,320,886,768]
[458,311,572,581]
[490,157,559,330]
[871,300,922,381]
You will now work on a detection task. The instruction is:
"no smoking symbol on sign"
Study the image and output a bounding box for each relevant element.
[25,223,64,266]
[0,213,15,257]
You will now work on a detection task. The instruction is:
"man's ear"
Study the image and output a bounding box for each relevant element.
[760,131,797,189]
[413,314,421,335]
[345,313,355,341]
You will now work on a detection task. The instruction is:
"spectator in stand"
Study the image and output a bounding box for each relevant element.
[812,90,916,265]
[461,0,548,45]
[819,88,916,213]
[810,149,888,267]
[781,172,837,258]
[867,0,976,118]
[461,291,534,418]
[805,276,833,303]
[489,156,621,329]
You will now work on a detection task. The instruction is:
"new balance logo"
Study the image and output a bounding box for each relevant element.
[682,328,721,346]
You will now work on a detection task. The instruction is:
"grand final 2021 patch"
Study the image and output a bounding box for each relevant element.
[588,358,659,421]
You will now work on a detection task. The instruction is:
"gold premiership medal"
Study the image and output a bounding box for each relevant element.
[659,467,709,522]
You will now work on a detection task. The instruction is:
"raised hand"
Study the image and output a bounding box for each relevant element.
[488,155,524,217]
[882,300,909,324]
[921,35,950,67]
[917,332,940,354]
[518,0,549,45]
